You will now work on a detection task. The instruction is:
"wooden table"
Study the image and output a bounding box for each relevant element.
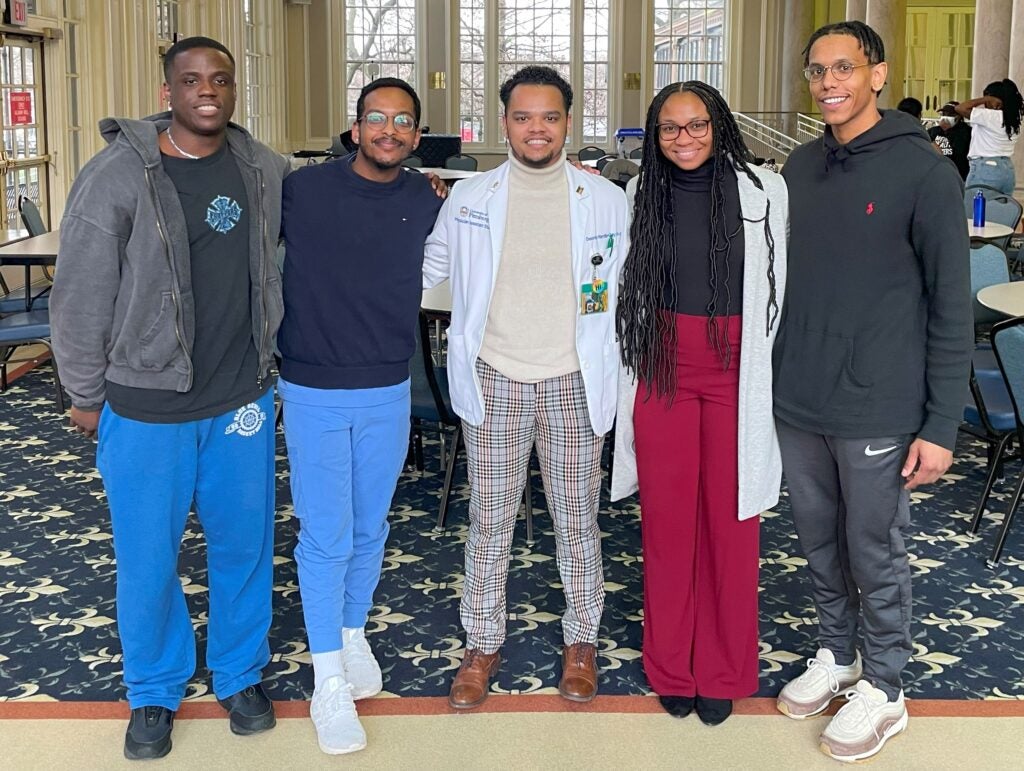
[977,282,1024,317]
[0,230,59,310]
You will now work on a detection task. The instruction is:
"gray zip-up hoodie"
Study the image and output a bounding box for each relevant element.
[51,113,288,412]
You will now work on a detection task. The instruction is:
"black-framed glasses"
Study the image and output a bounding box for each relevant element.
[656,119,710,141]
[360,111,417,134]
[803,61,872,83]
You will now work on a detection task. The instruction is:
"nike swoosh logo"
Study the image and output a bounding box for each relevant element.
[864,445,899,457]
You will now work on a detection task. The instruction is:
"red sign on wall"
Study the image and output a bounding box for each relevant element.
[7,0,28,26]
[9,92,32,125]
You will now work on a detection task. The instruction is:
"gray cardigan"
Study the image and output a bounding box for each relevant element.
[611,163,789,521]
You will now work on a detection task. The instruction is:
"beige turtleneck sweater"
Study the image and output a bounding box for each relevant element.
[478,150,579,383]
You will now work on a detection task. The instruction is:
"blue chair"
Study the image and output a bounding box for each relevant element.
[986,316,1024,565]
[0,308,64,412]
[410,311,534,541]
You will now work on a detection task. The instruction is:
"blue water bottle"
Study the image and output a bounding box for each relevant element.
[973,190,986,227]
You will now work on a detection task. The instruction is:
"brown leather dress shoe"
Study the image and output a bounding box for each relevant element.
[558,642,599,702]
[448,649,501,709]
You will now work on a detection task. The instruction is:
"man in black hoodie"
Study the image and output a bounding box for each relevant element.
[772,21,971,764]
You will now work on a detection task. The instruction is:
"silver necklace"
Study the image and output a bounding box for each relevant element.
[166,127,199,160]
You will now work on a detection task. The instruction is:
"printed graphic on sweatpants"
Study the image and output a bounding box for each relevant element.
[224,402,267,437]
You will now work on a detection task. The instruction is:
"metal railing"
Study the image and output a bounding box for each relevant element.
[732,112,800,164]
[797,112,825,140]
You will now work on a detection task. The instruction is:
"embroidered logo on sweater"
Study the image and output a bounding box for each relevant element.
[206,195,243,234]
[865,201,875,215]
[225,403,266,437]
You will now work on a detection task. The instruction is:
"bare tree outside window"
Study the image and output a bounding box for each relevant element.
[458,0,610,146]
[653,0,727,94]
[344,0,418,125]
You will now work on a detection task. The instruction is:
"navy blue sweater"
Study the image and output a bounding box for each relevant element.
[278,156,443,389]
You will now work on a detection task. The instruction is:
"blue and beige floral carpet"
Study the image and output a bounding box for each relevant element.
[1,365,1022,704]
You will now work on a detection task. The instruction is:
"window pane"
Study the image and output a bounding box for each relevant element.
[345,0,419,126]
[651,1,728,96]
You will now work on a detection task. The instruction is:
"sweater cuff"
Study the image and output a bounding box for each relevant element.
[916,414,959,452]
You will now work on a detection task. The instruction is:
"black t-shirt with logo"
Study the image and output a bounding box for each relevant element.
[928,122,971,180]
[106,142,268,423]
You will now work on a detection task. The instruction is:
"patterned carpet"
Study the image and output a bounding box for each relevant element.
[0,364,1022,704]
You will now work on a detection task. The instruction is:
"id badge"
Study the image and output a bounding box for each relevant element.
[580,278,608,315]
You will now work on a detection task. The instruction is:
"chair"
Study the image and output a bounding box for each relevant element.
[443,154,478,171]
[0,308,64,411]
[601,158,640,186]
[963,244,1016,536]
[964,184,1022,256]
[627,147,643,159]
[327,130,357,158]
[595,156,612,172]
[577,146,605,162]
[984,316,1024,565]
[402,155,423,168]
[410,311,534,541]
[19,195,54,282]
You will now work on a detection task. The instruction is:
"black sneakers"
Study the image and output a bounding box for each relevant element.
[695,695,733,726]
[217,683,277,735]
[658,695,695,718]
[124,706,174,760]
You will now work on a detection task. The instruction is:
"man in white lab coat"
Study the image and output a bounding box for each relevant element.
[423,65,629,709]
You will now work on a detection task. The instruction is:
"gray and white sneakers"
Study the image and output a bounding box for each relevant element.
[341,626,383,700]
[819,680,908,763]
[310,676,367,755]
[777,648,863,719]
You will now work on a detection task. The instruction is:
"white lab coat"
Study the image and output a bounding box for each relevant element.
[423,161,630,435]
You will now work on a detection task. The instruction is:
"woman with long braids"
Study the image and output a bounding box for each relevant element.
[956,78,1023,194]
[611,82,788,725]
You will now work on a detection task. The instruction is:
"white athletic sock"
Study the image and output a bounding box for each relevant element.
[312,650,345,691]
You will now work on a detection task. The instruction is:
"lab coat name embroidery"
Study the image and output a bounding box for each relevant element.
[455,207,490,230]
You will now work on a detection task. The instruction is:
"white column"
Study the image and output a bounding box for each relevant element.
[972,0,1012,97]
[846,0,867,22]
[781,0,816,118]
[866,0,907,109]
[1009,0,1024,195]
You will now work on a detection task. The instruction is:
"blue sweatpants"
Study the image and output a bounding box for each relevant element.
[96,389,276,710]
[279,378,409,653]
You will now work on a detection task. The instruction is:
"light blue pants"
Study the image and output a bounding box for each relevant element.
[279,378,410,653]
[97,389,276,710]
[966,156,1016,195]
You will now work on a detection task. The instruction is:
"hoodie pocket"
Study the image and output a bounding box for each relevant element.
[775,325,869,415]
[138,291,182,370]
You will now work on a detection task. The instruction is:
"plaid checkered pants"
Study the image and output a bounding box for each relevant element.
[460,359,606,652]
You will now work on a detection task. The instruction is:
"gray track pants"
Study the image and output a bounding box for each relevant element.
[776,419,914,698]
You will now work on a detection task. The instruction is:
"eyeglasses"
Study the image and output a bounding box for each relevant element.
[360,111,417,134]
[803,61,873,83]
[656,119,710,141]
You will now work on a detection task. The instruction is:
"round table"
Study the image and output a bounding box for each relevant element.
[968,219,1014,243]
[977,282,1024,317]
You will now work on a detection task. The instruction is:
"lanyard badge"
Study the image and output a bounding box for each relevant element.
[580,235,613,315]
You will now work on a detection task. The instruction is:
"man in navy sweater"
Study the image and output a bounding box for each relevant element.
[277,78,443,755]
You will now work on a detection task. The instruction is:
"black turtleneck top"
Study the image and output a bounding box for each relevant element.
[666,159,745,316]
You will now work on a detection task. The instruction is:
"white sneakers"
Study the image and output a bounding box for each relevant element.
[819,680,908,763]
[341,627,383,700]
[310,676,366,755]
[777,648,863,719]
[778,650,908,763]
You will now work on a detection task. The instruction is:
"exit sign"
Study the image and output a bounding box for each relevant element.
[5,0,28,26]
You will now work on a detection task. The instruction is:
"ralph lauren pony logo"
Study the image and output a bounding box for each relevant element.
[866,201,875,215]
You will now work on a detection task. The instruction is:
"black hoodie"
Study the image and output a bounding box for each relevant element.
[773,110,972,450]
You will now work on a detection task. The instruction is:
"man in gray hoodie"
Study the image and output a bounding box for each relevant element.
[51,37,287,760]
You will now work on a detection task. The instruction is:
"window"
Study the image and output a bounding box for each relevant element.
[156,0,179,42]
[456,0,612,147]
[343,0,418,125]
[652,0,727,95]
[64,0,85,179]
[243,0,268,140]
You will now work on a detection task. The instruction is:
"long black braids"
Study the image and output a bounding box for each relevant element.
[983,78,1023,140]
[616,80,780,400]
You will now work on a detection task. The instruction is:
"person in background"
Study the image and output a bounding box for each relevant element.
[277,77,444,755]
[929,101,972,180]
[610,81,788,727]
[773,21,971,763]
[896,96,922,120]
[957,78,1023,194]
[423,65,629,711]
[51,36,287,760]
